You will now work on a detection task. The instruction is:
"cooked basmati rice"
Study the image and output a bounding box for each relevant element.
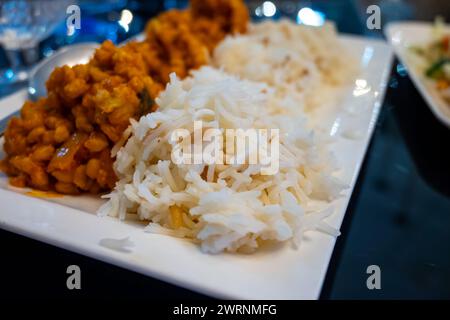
[98,67,346,253]
[213,20,357,113]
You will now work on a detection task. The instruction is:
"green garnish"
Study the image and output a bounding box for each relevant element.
[425,58,450,79]
[410,46,425,55]
[138,89,154,117]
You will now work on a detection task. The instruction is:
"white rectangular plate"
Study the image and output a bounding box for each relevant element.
[385,21,450,128]
[0,35,393,299]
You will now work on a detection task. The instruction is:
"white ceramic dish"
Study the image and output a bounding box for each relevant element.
[385,21,450,128]
[0,35,393,299]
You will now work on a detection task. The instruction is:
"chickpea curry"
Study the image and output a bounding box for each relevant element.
[0,0,249,194]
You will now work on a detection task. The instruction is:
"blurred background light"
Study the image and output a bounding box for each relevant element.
[255,6,262,17]
[118,9,133,32]
[296,7,325,26]
[353,78,372,96]
[261,1,276,18]
[42,47,54,58]
[4,69,14,80]
[28,86,36,96]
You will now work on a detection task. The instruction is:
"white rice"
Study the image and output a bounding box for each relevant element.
[213,20,357,113]
[98,67,346,253]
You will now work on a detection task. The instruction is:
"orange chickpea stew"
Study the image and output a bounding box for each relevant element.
[0,0,249,194]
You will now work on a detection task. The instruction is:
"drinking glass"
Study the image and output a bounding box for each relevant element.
[0,0,72,84]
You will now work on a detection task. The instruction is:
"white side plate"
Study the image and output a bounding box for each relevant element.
[0,35,393,299]
[385,21,450,128]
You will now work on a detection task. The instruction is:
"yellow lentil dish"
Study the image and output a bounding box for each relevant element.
[0,0,249,194]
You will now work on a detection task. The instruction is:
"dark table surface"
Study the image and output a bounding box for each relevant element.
[1,0,449,300]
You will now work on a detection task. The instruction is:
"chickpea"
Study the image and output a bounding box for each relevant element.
[63,78,90,100]
[27,126,46,144]
[73,107,94,133]
[55,182,79,194]
[23,112,45,131]
[0,159,18,176]
[45,116,59,129]
[73,64,90,80]
[54,125,70,144]
[89,67,109,82]
[100,123,121,143]
[73,165,92,190]
[93,40,115,65]
[108,100,136,126]
[10,156,31,173]
[62,66,76,83]
[31,145,55,162]
[76,117,93,133]
[51,170,74,183]
[86,159,100,179]
[84,132,108,153]
[96,169,109,188]
[10,156,49,189]
[10,175,27,188]
[4,132,27,156]
[20,101,36,118]
[31,168,50,189]
[128,76,145,92]
[46,92,61,110]
[42,131,55,145]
